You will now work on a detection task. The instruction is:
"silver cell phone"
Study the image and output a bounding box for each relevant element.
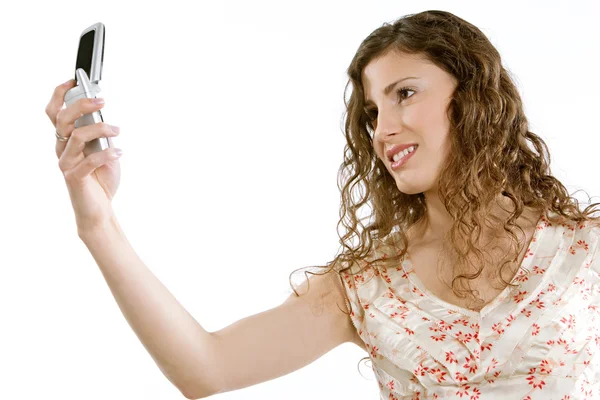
[64,22,110,154]
[75,22,105,84]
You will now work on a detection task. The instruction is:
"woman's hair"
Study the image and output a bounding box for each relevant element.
[288,9,600,371]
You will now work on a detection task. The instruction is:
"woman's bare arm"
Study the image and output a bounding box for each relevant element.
[206,267,359,398]
[79,217,361,399]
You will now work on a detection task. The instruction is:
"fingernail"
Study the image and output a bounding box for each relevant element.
[114,149,123,157]
[93,98,105,104]
[110,125,120,133]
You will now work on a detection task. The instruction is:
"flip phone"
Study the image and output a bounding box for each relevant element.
[64,22,111,155]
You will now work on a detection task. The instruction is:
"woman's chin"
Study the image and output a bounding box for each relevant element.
[393,175,432,196]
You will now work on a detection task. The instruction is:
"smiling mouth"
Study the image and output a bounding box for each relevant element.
[389,145,418,162]
[389,145,418,168]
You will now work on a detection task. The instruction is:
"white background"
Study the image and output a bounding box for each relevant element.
[1,0,599,399]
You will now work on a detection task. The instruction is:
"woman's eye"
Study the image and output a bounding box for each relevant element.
[363,87,415,122]
[397,88,415,102]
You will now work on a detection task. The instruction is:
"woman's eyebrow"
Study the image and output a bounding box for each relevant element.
[364,76,420,105]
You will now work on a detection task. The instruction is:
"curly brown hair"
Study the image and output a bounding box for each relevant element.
[287,8,600,363]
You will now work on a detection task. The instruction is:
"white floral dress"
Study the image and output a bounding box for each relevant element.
[341,211,600,399]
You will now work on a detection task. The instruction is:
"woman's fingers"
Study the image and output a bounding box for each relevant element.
[55,97,105,140]
[45,79,77,126]
[47,79,107,159]
[58,122,120,172]
[62,147,123,184]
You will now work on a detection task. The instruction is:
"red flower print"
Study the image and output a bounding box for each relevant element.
[438,320,454,331]
[342,276,354,289]
[463,354,478,374]
[470,387,481,400]
[531,298,545,309]
[514,271,529,283]
[431,333,447,342]
[401,270,410,279]
[532,265,546,275]
[552,297,565,306]
[414,363,429,377]
[386,380,395,391]
[492,322,505,335]
[456,331,473,344]
[390,311,408,320]
[430,367,448,383]
[580,377,595,397]
[481,342,493,352]
[540,359,553,374]
[455,385,471,397]
[579,285,591,300]
[513,290,528,303]
[547,283,557,292]
[381,272,392,284]
[526,373,546,390]
[404,327,415,335]
[521,308,532,318]
[370,346,379,358]
[453,318,469,327]
[455,371,468,383]
[446,351,458,364]
[410,391,421,400]
[485,358,498,374]
[560,314,576,330]
[564,343,578,355]
[505,314,516,327]
[532,323,540,336]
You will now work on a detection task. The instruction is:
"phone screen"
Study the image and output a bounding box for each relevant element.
[75,30,95,81]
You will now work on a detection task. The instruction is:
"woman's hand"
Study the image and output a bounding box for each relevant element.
[46,79,123,233]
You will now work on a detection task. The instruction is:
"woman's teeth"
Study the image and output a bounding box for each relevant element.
[392,145,417,162]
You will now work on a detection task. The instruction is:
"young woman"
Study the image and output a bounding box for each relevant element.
[46,10,600,400]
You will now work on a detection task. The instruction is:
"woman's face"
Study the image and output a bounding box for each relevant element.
[362,50,458,195]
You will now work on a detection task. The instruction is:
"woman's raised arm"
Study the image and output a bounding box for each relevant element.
[81,220,359,399]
